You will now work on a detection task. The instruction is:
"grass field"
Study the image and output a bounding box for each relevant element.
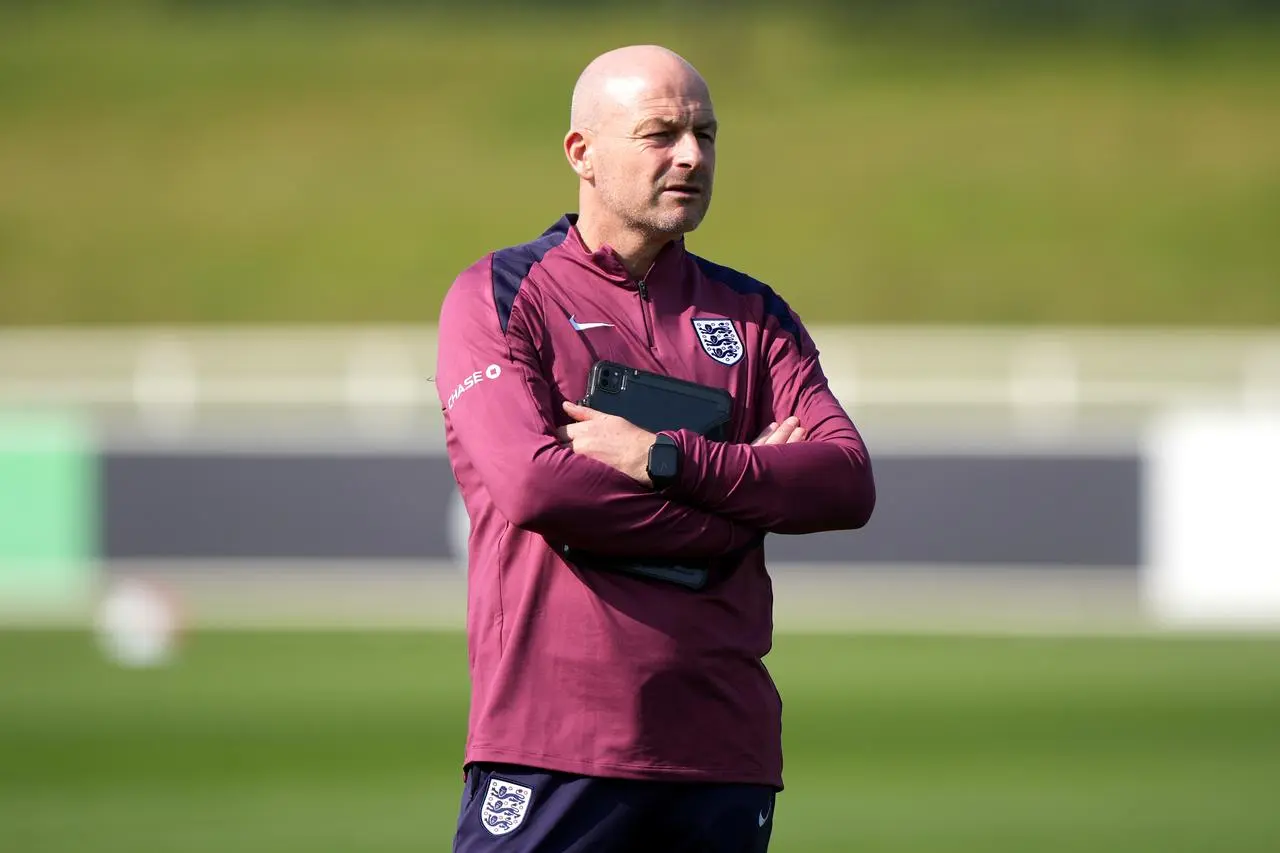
[2,8,1278,325]
[3,630,1279,852]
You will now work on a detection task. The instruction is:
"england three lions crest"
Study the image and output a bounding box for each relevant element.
[480,777,532,836]
[692,318,743,365]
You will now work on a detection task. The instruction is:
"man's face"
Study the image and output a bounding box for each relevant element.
[589,78,717,239]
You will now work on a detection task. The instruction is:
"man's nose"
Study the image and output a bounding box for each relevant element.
[673,131,704,170]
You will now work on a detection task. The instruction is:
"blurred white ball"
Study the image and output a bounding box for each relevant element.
[94,578,181,668]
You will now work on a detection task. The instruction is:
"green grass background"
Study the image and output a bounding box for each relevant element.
[1,6,1278,325]
[4,630,1279,852]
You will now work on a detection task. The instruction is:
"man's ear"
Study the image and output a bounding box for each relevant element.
[564,130,593,180]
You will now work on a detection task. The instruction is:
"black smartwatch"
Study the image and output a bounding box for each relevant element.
[646,433,681,489]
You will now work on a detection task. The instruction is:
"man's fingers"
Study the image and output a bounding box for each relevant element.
[752,417,806,446]
[561,400,597,422]
[771,420,798,444]
[765,417,801,446]
[752,422,779,446]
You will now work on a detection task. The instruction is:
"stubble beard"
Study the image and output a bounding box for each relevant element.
[619,189,711,239]
[591,168,713,246]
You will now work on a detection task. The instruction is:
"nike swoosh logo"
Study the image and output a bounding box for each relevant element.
[569,315,614,332]
[759,801,772,827]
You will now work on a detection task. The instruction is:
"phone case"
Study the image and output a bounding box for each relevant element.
[566,361,737,591]
[580,360,733,440]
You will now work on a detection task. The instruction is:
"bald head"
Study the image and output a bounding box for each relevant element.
[563,45,718,272]
[570,45,709,132]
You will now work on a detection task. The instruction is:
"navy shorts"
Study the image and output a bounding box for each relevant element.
[452,762,776,853]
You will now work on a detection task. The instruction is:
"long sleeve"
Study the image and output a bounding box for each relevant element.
[663,310,876,535]
[437,258,760,558]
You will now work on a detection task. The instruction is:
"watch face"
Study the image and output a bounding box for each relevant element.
[650,445,679,479]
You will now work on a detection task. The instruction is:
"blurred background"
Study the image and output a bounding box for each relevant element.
[2,1,1279,851]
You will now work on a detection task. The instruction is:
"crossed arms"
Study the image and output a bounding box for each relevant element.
[436,268,876,558]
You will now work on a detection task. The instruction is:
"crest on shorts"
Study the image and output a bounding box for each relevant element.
[692,318,743,365]
[480,777,532,836]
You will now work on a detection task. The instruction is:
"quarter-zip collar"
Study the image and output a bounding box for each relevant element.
[553,213,687,289]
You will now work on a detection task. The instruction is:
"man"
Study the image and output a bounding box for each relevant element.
[436,44,875,852]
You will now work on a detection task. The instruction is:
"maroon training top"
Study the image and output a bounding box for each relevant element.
[435,214,875,789]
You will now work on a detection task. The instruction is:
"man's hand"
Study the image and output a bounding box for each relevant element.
[558,401,656,485]
[558,404,808,486]
[753,416,807,446]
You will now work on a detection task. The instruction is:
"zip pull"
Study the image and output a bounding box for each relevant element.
[635,279,655,349]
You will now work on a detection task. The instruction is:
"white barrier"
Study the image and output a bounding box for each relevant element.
[1145,409,1280,628]
[3,325,1278,442]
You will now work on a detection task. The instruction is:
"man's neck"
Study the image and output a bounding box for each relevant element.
[574,212,672,280]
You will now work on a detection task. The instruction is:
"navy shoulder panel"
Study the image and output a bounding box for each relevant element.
[692,254,800,339]
[490,217,572,333]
